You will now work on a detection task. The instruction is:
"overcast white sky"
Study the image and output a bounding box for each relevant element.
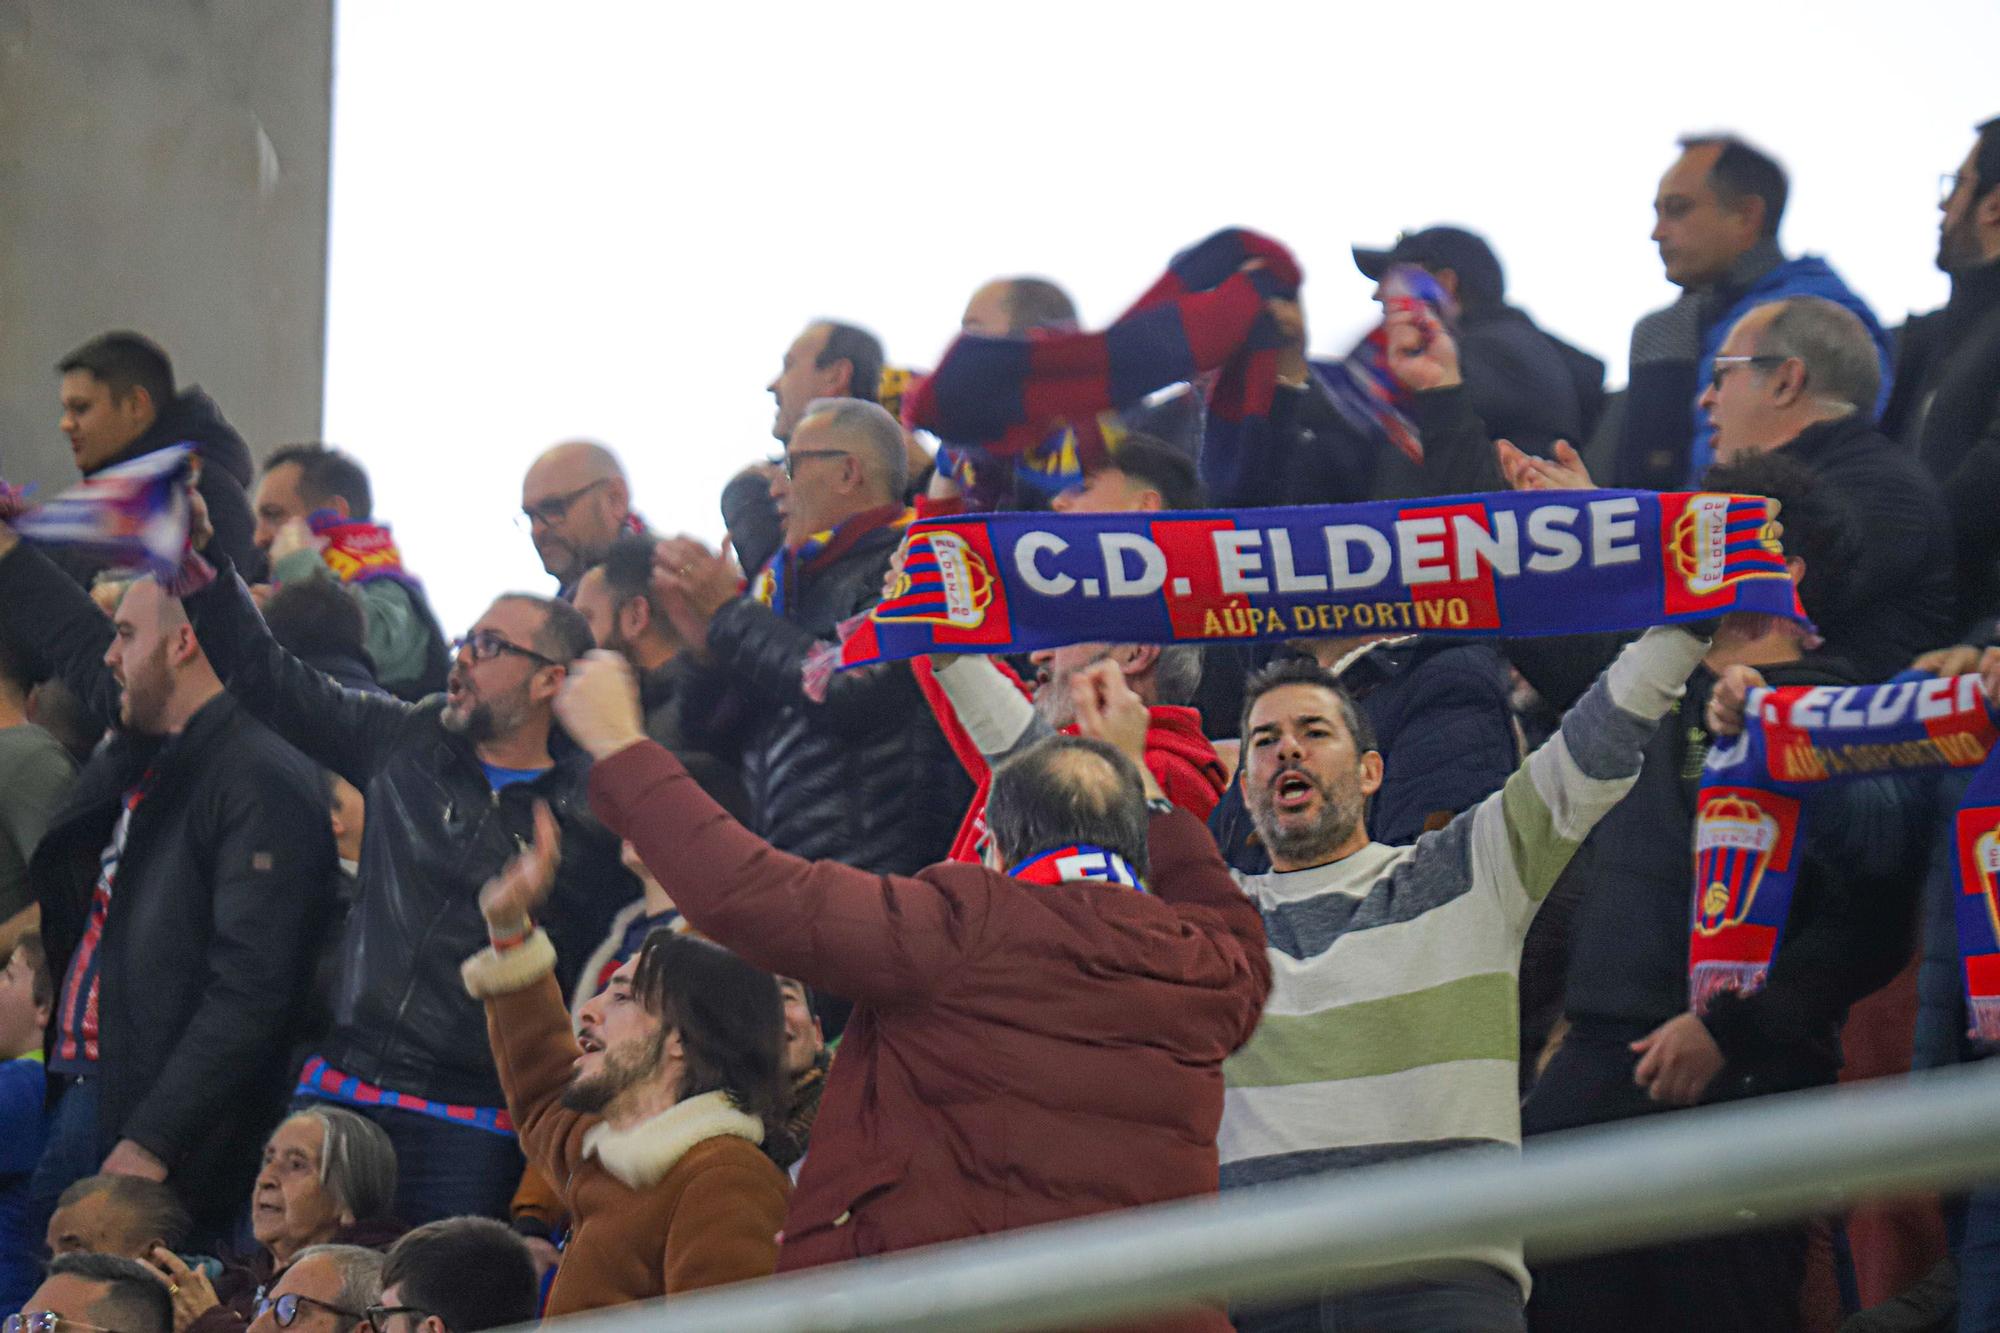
[323,0,2000,632]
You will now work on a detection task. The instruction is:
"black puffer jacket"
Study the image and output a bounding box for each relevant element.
[0,545,333,1235]
[62,388,260,584]
[682,522,969,877]
[1883,256,2000,629]
[183,561,635,1107]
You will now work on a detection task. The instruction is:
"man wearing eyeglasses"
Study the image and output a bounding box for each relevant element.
[172,490,636,1225]
[1611,134,1893,494]
[1884,115,2000,633]
[242,1245,381,1333]
[518,442,641,601]
[13,1254,170,1333]
[1697,297,1953,680]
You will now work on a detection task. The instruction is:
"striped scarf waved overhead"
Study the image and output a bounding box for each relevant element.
[905,229,1302,510]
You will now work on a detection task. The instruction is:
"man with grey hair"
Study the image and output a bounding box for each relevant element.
[244,1244,384,1333]
[1700,295,1952,676]
[653,396,971,1025]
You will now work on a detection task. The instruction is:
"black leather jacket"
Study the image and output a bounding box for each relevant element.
[682,521,969,876]
[184,562,635,1107]
[0,545,334,1233]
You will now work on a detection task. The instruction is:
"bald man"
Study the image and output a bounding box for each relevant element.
[521,442,640,599]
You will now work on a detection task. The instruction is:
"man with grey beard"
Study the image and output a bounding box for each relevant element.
[170,487,635,1226]
[1221,627,1712,1332]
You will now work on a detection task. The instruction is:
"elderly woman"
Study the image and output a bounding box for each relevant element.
[160,1108,401,1333]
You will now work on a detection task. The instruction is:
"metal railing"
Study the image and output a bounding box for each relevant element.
[541,1062,2000,1332]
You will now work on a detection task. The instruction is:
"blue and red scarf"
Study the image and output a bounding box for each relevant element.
[1315,265,1458,466]
[2,443,210,591]
[1694,673,2000,1039]
[753,504,914,616]
[1011,843,1145,893]
[306,508,426,595]
[838,489,1800,668]
[905,229,1300,510]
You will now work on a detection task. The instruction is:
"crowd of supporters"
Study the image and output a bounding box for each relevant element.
[2,119,2000,1333]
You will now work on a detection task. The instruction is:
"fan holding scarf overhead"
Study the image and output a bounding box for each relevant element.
[905,229,1302,512]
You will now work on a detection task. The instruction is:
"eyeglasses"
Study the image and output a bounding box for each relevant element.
[257,1294,366,1329]
[781,449,852,480]
[451,629,561,669]
[1708,355,1787,391]
[363,1307,433,1333]
[1942,171,1972,207]
[7,1316,124,1333]
[517,478,611,529]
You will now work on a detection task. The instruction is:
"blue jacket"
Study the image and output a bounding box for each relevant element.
[1685,256,1894,484]
[0,1054,48,1315]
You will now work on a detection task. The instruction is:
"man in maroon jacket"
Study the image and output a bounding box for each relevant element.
[554,651,1268,1325]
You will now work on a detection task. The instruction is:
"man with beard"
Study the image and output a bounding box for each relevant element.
[1220,623,1713,1332]
[462,802,788,1313]
[0,526,331,1248]
[1884,115,2000,630]
[172,488,634,1225]
[519,442,643,601]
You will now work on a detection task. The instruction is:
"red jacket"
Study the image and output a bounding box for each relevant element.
[589,741,1269,1329]
[912,656,1230,862]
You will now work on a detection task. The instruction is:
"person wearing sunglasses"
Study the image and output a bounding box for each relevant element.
[171,488,637,1226]
[13,1254,170,1333]
[518,443,639,601]
[1694,297,1954,681]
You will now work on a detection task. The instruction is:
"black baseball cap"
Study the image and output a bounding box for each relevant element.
[1352,226,1505,305]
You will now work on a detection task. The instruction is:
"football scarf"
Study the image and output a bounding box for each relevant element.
[1010,843,1146,893]
[2,444,210,592]
[836,489,1801,668]
[1694,673,2000,1040]
[306,509,426,594]
[752,504,914,616]
[1315,264,1459,466]
[905,228,1300,511]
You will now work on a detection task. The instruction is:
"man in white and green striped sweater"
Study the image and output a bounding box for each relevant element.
[1221,625,1710,1332]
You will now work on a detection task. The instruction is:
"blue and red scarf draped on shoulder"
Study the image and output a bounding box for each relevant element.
[1694,674,2000,1040]
[905,229,1301,510]
[752,504,915,615]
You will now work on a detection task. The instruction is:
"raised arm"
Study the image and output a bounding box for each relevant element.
[561,652,989,1005]
[0,535,121,724]
[181,558,415,787]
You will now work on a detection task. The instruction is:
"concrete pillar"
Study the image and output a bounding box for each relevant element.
[0,0,332,496]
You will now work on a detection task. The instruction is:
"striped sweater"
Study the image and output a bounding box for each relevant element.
[1218,626,1707,1294]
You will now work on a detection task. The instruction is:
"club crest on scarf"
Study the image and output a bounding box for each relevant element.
[1663,493,1794,614]
[1010,844,1145,893]
[1955,808,2000,1041]
[1694,674,2000,1038]
[876,529,997,630]
[836,490,1803,669]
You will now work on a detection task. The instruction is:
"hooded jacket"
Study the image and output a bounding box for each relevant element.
[588,740,1269,1331]
[1614,249,1894,490]
[63,388,260,584]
